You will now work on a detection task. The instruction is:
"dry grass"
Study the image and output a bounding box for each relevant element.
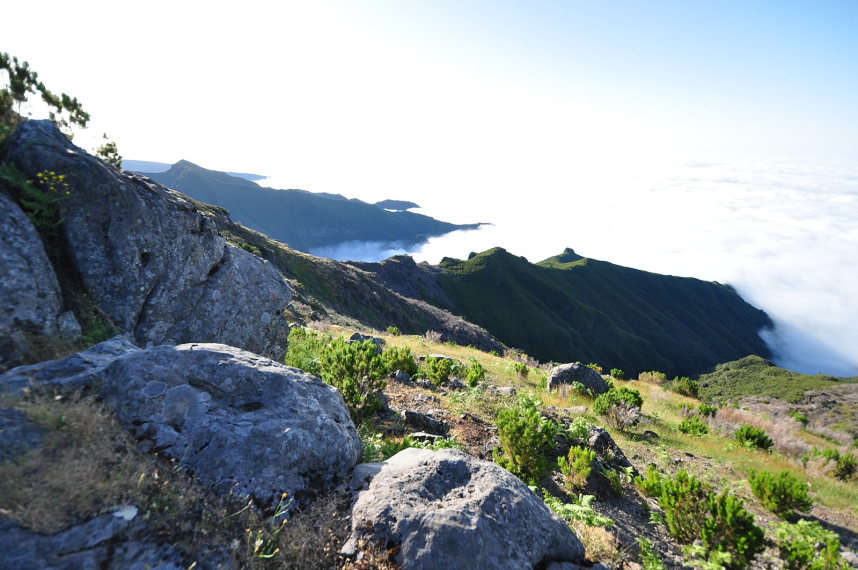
[710,407,813,458]
[576,525,629,568]
[0,392,158,533]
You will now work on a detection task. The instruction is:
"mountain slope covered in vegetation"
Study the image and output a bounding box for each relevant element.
[425,247,773,377]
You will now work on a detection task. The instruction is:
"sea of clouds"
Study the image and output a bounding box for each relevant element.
[297,156,858,377]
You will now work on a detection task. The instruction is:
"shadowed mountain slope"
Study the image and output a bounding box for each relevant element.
[141,161,480,252]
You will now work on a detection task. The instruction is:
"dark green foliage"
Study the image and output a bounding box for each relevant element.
[699,355,858,404]
[749,469,813,518]
[700,491,765,570]
[284,328,331,376]
[145,160,479,252]
[423,356,453,386]
[658,469,709,543]
[465,358,485,387]
[434,247,773,378]
[95,137,122,169]
[776,520,849,570]
[698,402,718,417]
[667,376,699,398]
[609,368,625,379]
[319,338,387,422]
[593,386,644,431]
[1,52,89,138]
[833,452,857,481]
[678,415,709,437]
[735,424,774,451]
[380,345,417,376]
[493,395,558,484]
[558,445,596,489]
[634,465,664,498]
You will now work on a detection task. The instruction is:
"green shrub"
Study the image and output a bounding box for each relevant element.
[283,327,331,376]
[698,402,718,417]
[592,386,644,432]
[700,491,765,569]
[787,410,809,426]
[606,469,623,495]
[833,452,857,481]
[735,424,774,451]
[637,537,667,570]
[668,376,699,398]
[385,326,401,335]
[465,358,485,388]
[494,395,557,484]
[569,381,591,397]
[380,345,417,376]
[558,445,596,489]
[586,363,604,374]
[511,361,529,378]
[659,469,709,543]
[541,491,613,528]
[634,465,664,498]
[776,519,849,570]
[749,470,812,519]
[361,429,465,463]
[609,368,626,380]
[678,415,709,437]
[565,416,591,445]
[319,338,387,422]
[423,356,453,386]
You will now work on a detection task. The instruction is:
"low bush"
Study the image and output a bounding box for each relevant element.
[380,345,417,376]
[678,415,709,437]
[634,465,664,498]
[609,368,626,380]
[659,469,709,543]
[511,361,529,378]
[749,469,812,519]
[700,491,765,569]
[833,452,857,481]
[385,326,401,335]
[638,370,668,384]
[284,327,331,376]
[775,519,849,570]
[494,395,557,484]
[787,410,809,426]
[587,363,604,374]
[667,376,699,398]
[558,445,596,489]
[319,338,387,421]
[593,386,644,432]
[541,491,613,528]
[423,356,453,386]
[637,537,667,570]
[465,358,485,387]
[564,416,592,445]
[606,469,623,495]
[698,402,718,417]
[735,424,774,451]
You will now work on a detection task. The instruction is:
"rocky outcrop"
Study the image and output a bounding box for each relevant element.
[343,448,584,569]
[97,342,361,505]
[0,335,139,394]
[0,338,362,505]
[3,121,291,360]
[0,507,233,570]
[547,362,609,394]
[0,192,79,369]
[0,407,44,462]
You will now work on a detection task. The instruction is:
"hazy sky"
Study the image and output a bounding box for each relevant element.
[5,0,858,185]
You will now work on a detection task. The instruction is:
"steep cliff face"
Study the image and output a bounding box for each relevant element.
[2,121,292,360]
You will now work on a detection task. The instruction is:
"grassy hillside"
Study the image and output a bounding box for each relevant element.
[143,161,480,252]
[699,355,858,403]
[433,247,773,377]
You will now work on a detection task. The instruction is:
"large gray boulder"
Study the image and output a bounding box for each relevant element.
[97,342,362,505]
[3,121,291,360]
[547,362,609,394]
[0,192,79,369]
[343,448,583,569]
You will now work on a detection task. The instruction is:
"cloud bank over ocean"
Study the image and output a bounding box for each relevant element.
[407,156,858,377]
